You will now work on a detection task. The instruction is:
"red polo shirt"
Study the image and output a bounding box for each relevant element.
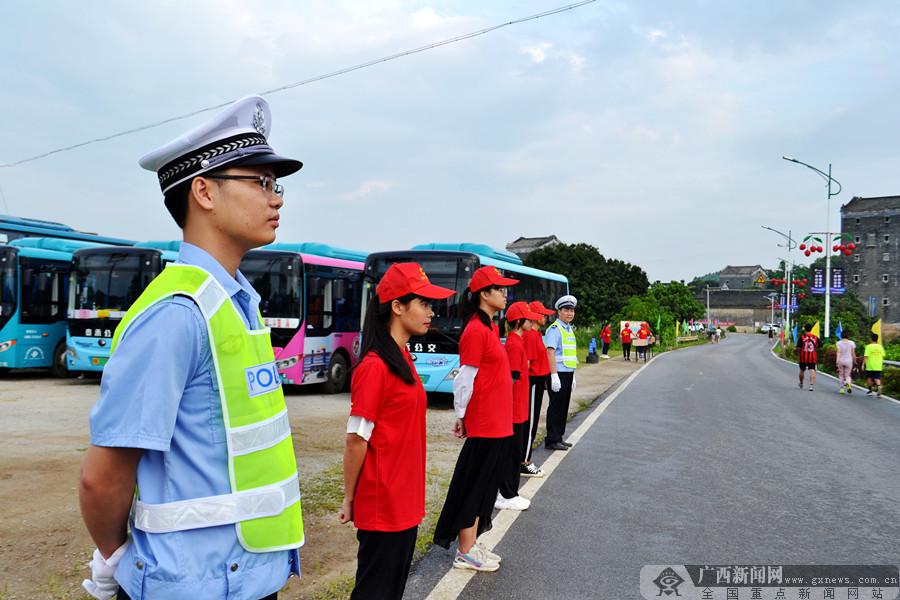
[349,350,427,532]
[638,327,650,340]
[600,326,612,343]
[459,315,513,438]
[524,328,550,376]
[505,332,529,424]
[621,328,633,343]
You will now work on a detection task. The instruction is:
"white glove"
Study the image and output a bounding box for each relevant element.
[82,539,130,600]
[550,373,561,393]
[572,377,576,391]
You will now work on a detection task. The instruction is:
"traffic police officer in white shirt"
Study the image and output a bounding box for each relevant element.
[79,96,304,600]
[544,295,577,451]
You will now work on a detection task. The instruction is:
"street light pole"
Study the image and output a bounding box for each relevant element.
[706,284,711,332]
[782,156,842,338]
[762,225,797,342]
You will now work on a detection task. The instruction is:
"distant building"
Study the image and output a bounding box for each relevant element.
[506,235,563,260]
[717,265,768,290]
[841,194,900,322]
[694,288,774,328]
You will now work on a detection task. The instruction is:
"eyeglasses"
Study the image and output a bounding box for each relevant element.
[490,286,508,296]
[206,174,284,198]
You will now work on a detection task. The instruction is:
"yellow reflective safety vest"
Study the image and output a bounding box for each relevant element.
[548,319,578,369]
[110,264,304,552]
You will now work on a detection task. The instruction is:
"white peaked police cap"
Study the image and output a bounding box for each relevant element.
[555,295,577,310]
[139,95,302,195]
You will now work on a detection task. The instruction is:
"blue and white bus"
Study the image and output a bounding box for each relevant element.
[0,238,111,376]
[0,214,133,246]
[363,243,569,393]
[66,243,179,373]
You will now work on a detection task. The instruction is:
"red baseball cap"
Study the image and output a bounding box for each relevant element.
[467,265,519,292]
[506,301,542,322]
[528,300,556,316]
[376,262,456,302]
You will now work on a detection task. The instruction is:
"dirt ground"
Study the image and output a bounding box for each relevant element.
[0,356,641,600]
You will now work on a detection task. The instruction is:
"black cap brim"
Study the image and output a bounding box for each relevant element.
[230,153,303,178]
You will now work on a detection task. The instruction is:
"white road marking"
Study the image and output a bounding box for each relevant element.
[424,355,664,600]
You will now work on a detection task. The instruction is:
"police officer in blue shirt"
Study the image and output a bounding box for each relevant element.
[79,96,304,600]
[544,295,578,451]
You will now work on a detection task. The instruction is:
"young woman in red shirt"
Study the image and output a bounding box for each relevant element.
[621,322,633,360]
[496,301,543,509]
[433,265,519,572]
[339,262,455,599]
[600,323,612,358]
[522,300,555,477]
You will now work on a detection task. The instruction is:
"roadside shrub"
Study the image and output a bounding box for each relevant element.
[727,325,737,332]
[882,369,900,397]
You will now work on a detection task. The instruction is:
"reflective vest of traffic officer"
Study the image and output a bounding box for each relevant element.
[544,294,578,450]
[79,96,304,600]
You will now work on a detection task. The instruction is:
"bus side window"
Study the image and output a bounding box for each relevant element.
[306,269,333,332]
[333,275,361,332]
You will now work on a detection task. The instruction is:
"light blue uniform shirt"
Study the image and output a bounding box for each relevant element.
[543,319,576,373]
[89,243,299,600]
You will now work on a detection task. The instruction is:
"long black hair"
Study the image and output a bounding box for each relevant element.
[461,287,494,329]
[358,293,418,384]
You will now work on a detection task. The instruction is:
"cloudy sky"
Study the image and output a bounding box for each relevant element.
[1,1,898,282]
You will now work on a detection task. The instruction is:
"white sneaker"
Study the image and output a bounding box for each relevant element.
[601,354,610,359]
[453,546,500,571]
[494,493,530,511]
[475,542,501,563]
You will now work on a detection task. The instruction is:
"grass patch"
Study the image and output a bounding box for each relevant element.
[414,465,452,559]
[309,573,355,600]
[300,462,344,517]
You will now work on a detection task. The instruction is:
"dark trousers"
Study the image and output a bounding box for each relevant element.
[526,375,547,462]
[601,341,610,355]
[499,422,526,498]
[350,526,418,600]
[545,371,574,446]
[622,342,631,359]
[119,591,277,600]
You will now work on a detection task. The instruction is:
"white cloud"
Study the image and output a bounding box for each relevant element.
[521,42,553,63]
[336,180,394,202]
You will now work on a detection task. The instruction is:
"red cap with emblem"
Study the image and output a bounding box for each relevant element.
[467,265,519,293]
[376,262,456,303]
[527,300,556,316]
[506,301,542,322]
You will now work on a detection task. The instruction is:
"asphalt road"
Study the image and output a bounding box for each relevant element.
[428,334,900,599]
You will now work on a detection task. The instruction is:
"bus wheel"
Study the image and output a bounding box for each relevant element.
[322,353,348,394]
[51,341,70,378]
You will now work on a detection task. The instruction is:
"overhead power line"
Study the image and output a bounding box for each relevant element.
[0,0,597,169]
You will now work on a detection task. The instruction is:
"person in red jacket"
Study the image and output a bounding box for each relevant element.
[599,323,612,359]
[434,265,519,572]
[340,262,455,599]
[497,301,542,510]
[523,300,555,477]
[621,322,633,361]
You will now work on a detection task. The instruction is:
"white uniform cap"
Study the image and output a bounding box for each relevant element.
[555,295,577,310]
[139,95,302,194]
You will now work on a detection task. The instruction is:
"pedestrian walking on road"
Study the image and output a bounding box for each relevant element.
[79,96,305,600]
[835,330,857,394]
[545,295,578,451]
[340,263,455,600]
[497,302,542,510]
[600,323,612,358]
[798,323,819,391]
[864,333,885,398]
[621,322,633,360]
[434,266,519,572]
[637,322,652,361]
[523,301,555,477]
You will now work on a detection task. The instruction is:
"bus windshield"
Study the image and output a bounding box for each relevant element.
[0,248,16,329]
[365,254,478,333]
[240,252,303,325]
[73,251,157,312]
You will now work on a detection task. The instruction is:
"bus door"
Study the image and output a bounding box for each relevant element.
[17,256,69,370]
[304,264,362,392]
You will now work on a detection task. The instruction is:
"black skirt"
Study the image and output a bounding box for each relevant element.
[433,436,510,549]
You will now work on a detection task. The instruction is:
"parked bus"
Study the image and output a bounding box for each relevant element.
[363,243,569,393]
[66,244,178,373]
[240,243,367,394]
[0,214,133,246]
[0,238,111,376]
